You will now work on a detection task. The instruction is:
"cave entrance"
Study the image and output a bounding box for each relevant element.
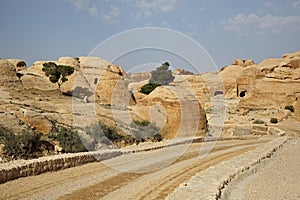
[94,78,98,85]
[214,90,224,96]
[239,90,247,97]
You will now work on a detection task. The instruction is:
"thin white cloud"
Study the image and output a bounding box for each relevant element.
[293,0,300,8]
[222,13,300,36]
[68,0,98,16]
[135,0,178,18]
[67,0,179,23]
[67,0,121,24]
[101,6,120,24]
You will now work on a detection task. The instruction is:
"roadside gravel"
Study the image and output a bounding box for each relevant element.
[228,138,300,200]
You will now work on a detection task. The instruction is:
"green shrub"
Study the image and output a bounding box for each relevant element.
[153,133,163,142]
[140,83,161,95]
[270,117,278,124]
[83,123,135,148]
[48,126,87,153]
[42,62,74,89]
[253,119,265,124]
[130,120,162,142]
[0,126,41,160]
[284,105,295,112]
[132,120,150,127]
[150,62,174,85]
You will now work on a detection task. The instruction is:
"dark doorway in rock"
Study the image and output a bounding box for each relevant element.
[214,90,224,96]
[240,90,247,97]
[94,78,98,85]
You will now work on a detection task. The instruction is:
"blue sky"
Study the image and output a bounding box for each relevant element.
[0,0,300,72]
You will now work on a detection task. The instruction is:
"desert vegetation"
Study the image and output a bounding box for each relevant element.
[284,105,295,112]
[42,62,74,89]
[270,117,278,124]
[140,62,174,95]
[130,120,162,143]
[253,119,265,124]
[0,126,42,160]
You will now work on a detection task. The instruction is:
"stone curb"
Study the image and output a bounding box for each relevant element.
[0,149,124,184]
[166,135,288,200]
[0,136,258,184]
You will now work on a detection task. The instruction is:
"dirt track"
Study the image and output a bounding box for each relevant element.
[227,138,300,200]
[0,137,273,200]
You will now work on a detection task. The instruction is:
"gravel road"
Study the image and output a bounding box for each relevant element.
[0,137,272,200]
[227,138,300,200]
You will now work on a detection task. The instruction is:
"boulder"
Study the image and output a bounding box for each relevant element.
[59,71,78,95]
[238,78,300,109]
[0,112,29,135]
[219,65,245,98]
[134,86,207,139]
[282,50,300,59]
[18,109,53,134]
[126,71,150,82]
[7,59,27,71]
[232,59,255,67]
[0,59,20,88]
[56,57,80,70]
[19,61,58,90]
[95,64,133,105]
[173,68,194,75]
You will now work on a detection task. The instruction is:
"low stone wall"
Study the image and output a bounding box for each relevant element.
[0,150,124,184]
[166,135,288,200]
[0,124,281,185]
[209,124,285,137]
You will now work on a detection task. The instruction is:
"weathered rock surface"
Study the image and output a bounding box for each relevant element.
[132,85,207,139]
[17,109,53,134]
[1,50,300,148]
[7,59,27,71]
[0,60,21,88]
[237,51,300,109]
[173,68,194,75]
[19,61,58,90]
[126,71,150,82]
[232,59,255,67]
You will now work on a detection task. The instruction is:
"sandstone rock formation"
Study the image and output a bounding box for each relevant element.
[132,85,207,139]
[1,50,300,159]
[237,51,300,109]
[19,61,58,90]
[232,59,255,67]
[0,60,21,88]
[126,71,150,83]
[17,109,53,134]
[173,68,194,75]
[56,57,80,70]
[7,59,27,71]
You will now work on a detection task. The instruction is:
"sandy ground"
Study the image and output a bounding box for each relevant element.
[227,138,300,200]
[0,137,272,200]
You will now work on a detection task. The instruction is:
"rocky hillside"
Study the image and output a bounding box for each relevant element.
[0,50,299,160]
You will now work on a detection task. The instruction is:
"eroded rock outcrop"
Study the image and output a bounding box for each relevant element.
[0,60,21,88]
[232,59,255,67]
[237,51,300,109]
[18,109,53,134]
[132,85,207,139]
[19,61,58,90]
[7,59,27,71]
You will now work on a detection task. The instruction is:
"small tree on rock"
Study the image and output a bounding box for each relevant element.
[150,62,174,85]
[140,62,174,95]
[42,62,74,89]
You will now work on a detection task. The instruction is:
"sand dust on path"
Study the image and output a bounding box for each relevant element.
[228,138,300,200]
[0,137,272,200]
